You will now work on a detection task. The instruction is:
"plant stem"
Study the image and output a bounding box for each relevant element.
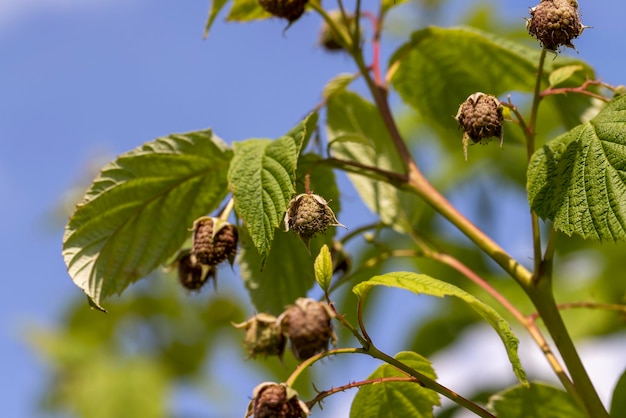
[525,280,610,418]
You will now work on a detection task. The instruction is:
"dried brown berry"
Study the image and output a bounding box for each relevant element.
[526,0,586,51]
[280,298,336,361]
[245,382,309,418]
[175,251,216,291]
[455,92,504,160]
[191,217,238,266]
[258,0,308,23]
[284,193,346,249]
[233,313,286,360]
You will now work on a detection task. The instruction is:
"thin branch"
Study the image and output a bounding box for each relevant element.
[529,301,626,322]
[307,376,420,408]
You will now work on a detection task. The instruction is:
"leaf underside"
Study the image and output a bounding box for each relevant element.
[63,130,233,309]
[353,272,528,385]
[487,383,584,418]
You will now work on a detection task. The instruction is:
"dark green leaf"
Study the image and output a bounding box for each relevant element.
[528,95,626,241]
[389,26,594,139]
[204,0,230,38]
[353,272,527,385]
[63,130,233,309]
[326,91,406,230]
[487,383,584,418]
[228,113,317,261]
[610,367,626,417]
[350,351,440,418]
[238,228,320,314]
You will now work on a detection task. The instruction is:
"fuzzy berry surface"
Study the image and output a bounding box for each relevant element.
[527,0,584,51]
[456,93,503,144]
[282,299,334,361]
[192,218,238,266]
[253,384,305,418]
[258,0,308,22]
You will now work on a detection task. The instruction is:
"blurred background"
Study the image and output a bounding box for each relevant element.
[2,0,625,417]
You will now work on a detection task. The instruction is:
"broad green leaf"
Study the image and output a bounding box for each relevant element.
[326,91,406,230]
[389,26,595,139]
[350,351,440,418]
[322,73,357,100]
[314,244,333,291]
[354,272,528,385]
[228,113,317,261]
[238,228,321,314]
[226,0,271,22]
[487,383,584,418]
[63,130,233,309]
[549,64,584,87]
[203,0,230,38]
[527,95,626,241]
[611,368,626,417]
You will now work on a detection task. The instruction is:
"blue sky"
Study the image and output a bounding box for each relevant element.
[1,1,625,417]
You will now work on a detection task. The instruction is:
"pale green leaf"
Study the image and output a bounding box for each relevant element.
[226,0,271,22]
[203,0,230,38]
[322,73,357,100]
[314,244,333,291]
[326,91,405,230]
[353,272,528,385]
[389,26,595,139]
[610,368,626,417]
[382,0,411,15]
[228,113,318,261]
[63,130,233,309]
[350,351,440,418]
[487,383,584,418]
[527,95,626,241]
[549,64,584,87]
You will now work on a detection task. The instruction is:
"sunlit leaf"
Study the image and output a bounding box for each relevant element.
[487,383,584,417]
[228,113,317,261]
[350,351,440,418]
[322,73,357,100]
[327,91,406,230]
[226,0,271,21]
[549,65,584,87]
[528,95,626,241]
[314,244,333,291]
[389,26,595,139]
[354,272,528,385]
[204,0,230,38]
[63,130,233,309]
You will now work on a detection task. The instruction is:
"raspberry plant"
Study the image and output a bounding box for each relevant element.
[57,1,626,417]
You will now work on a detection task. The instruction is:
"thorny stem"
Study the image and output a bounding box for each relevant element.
[541,79,612,102]
[307,376,421,409]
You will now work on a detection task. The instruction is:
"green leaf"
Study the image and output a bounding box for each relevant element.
[228,113,317,261]
[527,95,626,241]
[314,244,333,291]
[203,0,230,38]
[226,0,271,22]
[353,272,528,385]
[238,228,322,314]
[487,383,585,418]
[610,367,626,417]
[322,73,357,100]
[63,130,233,309]
[326,91,406,230]
[350,351,440,418]
[389,26,594,139]
[381,0,411,15]
[549,64,584,87]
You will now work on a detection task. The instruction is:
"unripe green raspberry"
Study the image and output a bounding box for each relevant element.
[455,92,504,160]
[280,298,336,361]
[191,217,238,266]
[284,193,346,248]
[245,382,310,418]
[233,313,286,360]
[258,0,308,23]
[526,0,586,51]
